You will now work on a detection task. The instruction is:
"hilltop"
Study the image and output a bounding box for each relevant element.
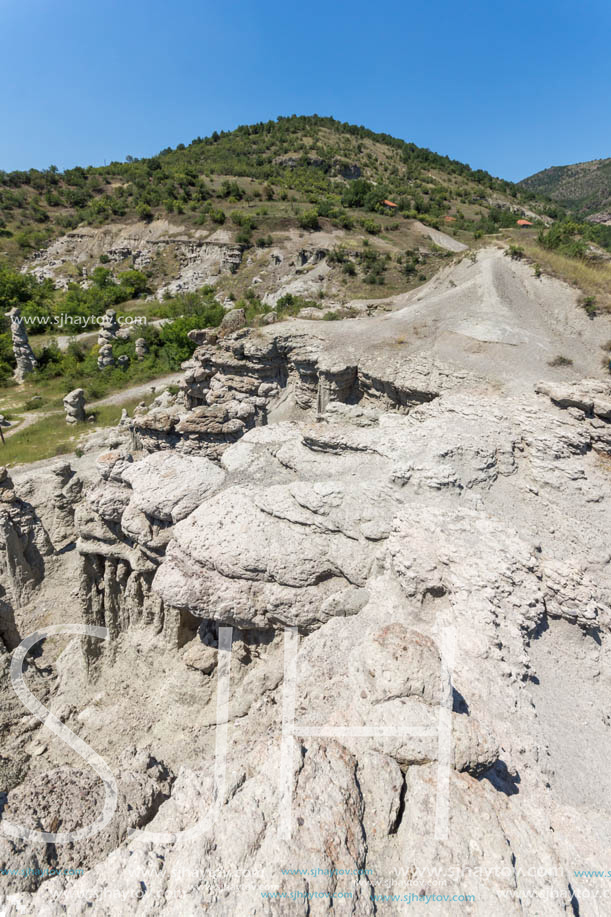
[1,114,552,271]
[520,156,611,223]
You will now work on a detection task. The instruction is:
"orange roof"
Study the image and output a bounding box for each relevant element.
[383,200,397,207]
[444,215,456,222]
[516,219,533,226]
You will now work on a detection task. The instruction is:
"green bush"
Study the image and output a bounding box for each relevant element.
[538,221,588,258]
[361,218,381,235]
[298,209,320,231]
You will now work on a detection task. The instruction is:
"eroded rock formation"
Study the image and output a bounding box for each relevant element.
[97,343,114,370]
[5,308,37,383]
[97,310,120,347]
[2,249,611,915]
[63,388,86,424]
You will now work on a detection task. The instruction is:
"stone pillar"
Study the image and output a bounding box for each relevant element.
[97,343,114,369]
[135,338,148,360]
[63,389,86,424]
[97,309,120,347]
[5,308,37,383]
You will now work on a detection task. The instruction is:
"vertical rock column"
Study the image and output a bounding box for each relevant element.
[97,308,120,347]
[63,388,86,424]
[97,308,120,370]
[135,338,148,360]
[5,308,37,383]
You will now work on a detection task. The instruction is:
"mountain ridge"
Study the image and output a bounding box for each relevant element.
[519,156,611,222]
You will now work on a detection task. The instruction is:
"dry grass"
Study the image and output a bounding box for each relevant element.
[519,241,611,312]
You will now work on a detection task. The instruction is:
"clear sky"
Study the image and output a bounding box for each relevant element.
[1,0,610,181]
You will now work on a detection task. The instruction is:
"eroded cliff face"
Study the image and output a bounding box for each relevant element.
[133,326,465,459]
[2,250,611,915]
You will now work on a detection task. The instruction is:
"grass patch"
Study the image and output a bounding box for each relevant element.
[0,413,77,465]
[519,241,611,312]
[0,395,151,467]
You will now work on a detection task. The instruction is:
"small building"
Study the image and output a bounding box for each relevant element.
[517,219,533,227]
[383,200,398,210]
[444,215,456,223]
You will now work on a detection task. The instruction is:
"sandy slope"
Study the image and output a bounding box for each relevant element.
[336,247,610,392]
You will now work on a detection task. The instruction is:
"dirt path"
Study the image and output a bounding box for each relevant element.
[91,371,183,406]
[3,371,183,439]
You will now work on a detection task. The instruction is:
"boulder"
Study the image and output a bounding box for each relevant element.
[219,308,246,335]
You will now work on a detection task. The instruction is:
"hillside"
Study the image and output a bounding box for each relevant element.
[0,114,551,273]
[520,156,611,222]
[1,115,610,450]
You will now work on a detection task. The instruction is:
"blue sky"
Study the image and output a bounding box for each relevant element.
[1,0,609,181]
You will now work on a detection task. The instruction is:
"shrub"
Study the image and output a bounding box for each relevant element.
[538,221,588,258]
[299,209,320,231]
[137,203,154,223]
[361,218,381,235]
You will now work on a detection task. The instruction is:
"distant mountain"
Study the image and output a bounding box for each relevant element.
[519,157,611,223]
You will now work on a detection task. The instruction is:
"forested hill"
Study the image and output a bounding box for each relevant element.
[519,157,611,222]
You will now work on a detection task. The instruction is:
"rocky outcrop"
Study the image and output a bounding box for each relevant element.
[75,449,226,670]
[0,748,174,893]
[5,308,37,383]
[7,371,611,915]
[535,377,611,454]
[132,327,463,459]
[63,388,86,424]
[0,468,55,649]
[23,222,245,298]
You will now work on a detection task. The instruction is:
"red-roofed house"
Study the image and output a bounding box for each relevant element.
[517,219,533,227]
[383,200,398,209]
